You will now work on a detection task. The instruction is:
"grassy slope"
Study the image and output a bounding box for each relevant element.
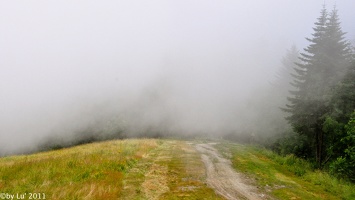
[3,139,353,200]
[217,143,355,200]
[0,139,222,200]
[0,139,158,199]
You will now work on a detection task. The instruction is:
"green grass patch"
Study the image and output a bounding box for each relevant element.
[0,139,158,199]
[3,139,223,199]
[217,143,355,200]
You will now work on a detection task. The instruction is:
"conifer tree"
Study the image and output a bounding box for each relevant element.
[284,6,352,167]
[324,7,353,84]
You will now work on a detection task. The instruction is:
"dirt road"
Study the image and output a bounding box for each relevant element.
[195,143,266,200]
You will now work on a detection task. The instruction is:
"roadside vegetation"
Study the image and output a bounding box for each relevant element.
[245,5,355,183]
[272,6,355,181]
[217,142,355,200]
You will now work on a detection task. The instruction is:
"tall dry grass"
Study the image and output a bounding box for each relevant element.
[0,139,158,199]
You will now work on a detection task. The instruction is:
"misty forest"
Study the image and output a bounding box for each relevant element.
[1,1,355,199]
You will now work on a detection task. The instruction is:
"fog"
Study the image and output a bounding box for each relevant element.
[1,1,354,155]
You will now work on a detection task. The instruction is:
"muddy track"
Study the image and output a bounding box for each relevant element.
[195,143,267,200]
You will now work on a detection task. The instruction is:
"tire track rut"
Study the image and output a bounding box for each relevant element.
[195,143,267,200]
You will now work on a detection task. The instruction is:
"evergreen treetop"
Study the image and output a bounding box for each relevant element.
[284,5,353,167]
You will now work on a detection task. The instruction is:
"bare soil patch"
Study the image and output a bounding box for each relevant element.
[195,143,268,200]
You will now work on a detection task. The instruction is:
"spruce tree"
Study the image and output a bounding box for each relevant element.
[284,6,352,167]
[324,7,353,85]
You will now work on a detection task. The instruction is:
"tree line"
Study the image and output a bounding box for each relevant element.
[274,6,354,182]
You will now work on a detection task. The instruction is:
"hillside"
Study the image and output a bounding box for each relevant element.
[0,139,222,199]
[1,139,354,199]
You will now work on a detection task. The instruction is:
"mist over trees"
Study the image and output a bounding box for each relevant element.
[231,46,299,144]
[276,6,355,181]
[0,1,354,183]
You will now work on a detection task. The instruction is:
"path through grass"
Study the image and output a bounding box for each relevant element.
[0,139,223,199]
[121,140,224,199]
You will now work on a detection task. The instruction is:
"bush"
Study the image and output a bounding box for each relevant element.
[330,112,355,182]
[271,131,312,159]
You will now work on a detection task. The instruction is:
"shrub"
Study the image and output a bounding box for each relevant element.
[330,112,355,182]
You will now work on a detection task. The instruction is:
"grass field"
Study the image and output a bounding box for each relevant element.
[217,142,355,200]
[0,139,222,200]
[1,139,354,199]
[0,139,158,199]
